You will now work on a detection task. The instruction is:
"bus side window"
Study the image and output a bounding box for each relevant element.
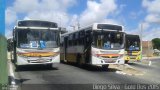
[73,33,76,46]
[75,32,79,45]
[85,30,91,47]
[80,30,85,45]
[68,34,72,46]
[78,32,82,45]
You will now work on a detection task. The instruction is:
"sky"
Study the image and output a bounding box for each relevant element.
[5,0,160,41]
[0,0,5,35]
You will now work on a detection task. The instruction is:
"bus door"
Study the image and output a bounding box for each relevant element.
[64,37,68,60]
[85,31,92,63]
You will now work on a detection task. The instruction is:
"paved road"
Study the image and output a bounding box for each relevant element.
[128,58,160,84]
[9,60,160,90]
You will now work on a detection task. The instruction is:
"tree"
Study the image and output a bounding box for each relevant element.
[152,38,160,50]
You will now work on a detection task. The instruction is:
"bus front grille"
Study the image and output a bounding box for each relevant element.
[27,59,52,63]
[101,56,119,58]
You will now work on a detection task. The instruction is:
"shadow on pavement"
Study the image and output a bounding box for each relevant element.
[8,76,30,85]
[127,62,151,69]
[15,65,58,72]
[62,62,118,72]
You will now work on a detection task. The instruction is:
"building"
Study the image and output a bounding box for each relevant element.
[142,41,153,57]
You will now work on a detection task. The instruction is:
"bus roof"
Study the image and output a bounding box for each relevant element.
[61,23,124,37]
[126,34,140,37]
[14,26,59,30]
[126,34,140,40]
[16,20,58,28]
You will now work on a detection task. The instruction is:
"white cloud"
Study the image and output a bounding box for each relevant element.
[143,27,160,41]
[136,0,160,41]
[24,11,70,27]
[6,0,77,26]
[143,0,160,14]
[5,0,123,37]
[125,22,151,41]
[5,7,17,25]
[145,14,160,23]
[5,0,77,37]
[128,27,160,41]
[114,4,126,16]
[13,0,39,13]
[79,0,117,26]
[102,19,120,25]
[143,0,160,23]
[5,28,13,39]
[142,22,150,30]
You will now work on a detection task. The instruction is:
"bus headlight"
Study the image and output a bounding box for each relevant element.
[17,54,28,58]
[118,54,124,59]
[92,51,100,57]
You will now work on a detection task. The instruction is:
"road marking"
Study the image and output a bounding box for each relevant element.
[149,61,152,66]
[115,64,144,76]
[9,61,16,85]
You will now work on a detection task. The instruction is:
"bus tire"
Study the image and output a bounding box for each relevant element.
[64,59,68,63]
[76,54,82,67]
[47,64,53,69]
[102,65,109,70]
[125,60,129,63]
[15,65,21,71]
[52,63,59,69]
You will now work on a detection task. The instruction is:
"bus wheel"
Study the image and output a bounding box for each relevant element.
[102,65,109,70]
[64,59,68,63]
[15,65,21,71]
[47,64,53,69]
[125,60,129,63]
[76,54,82,67]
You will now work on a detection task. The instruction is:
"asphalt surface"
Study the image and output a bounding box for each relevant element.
[9,59,160,90]
[128,58,160,84]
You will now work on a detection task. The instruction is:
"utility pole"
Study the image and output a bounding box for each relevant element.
[70,25,76,31]
[77,21,80,30]
[140,23,143,59]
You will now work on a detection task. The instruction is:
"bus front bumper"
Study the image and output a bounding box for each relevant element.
[16,55,60,66]
[91,56,125,65]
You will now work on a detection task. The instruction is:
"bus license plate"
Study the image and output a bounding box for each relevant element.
[37,59,45,62]
[104,59,116,63]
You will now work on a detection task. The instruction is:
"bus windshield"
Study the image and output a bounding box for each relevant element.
[92,31,124,50]
[125,35,140,51]
[16,29,59,49]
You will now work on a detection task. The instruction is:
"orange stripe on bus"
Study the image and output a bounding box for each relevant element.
[17,52,58,57]
[97,54,120,56]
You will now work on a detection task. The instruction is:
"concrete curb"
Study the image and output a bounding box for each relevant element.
[113,64,144,76]
[142,57,160,59]
[8,60,19,90]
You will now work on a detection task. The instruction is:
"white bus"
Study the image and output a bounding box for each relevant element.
[60,23,125,69]
[12,20,60,69]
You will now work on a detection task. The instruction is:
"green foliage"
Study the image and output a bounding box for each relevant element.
[0,35,8,84]
[152,38,160,50]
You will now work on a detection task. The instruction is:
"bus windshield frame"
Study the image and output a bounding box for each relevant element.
[125,35,140,51]
[92,30,124,50]
[15,28,60,49]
